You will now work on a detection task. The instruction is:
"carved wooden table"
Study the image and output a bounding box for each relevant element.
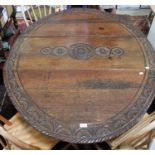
[3,9,155,143]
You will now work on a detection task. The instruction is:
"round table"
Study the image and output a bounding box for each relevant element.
[3,9,155,143]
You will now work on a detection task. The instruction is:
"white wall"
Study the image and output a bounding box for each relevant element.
[117,5,140,9]
[148,16,155,50]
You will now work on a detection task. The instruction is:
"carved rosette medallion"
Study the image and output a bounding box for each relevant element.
[40,47,51,55]
[69,43,94,60]
[95,46,111,57]
[111,47,125,56]
[52,46,68,56]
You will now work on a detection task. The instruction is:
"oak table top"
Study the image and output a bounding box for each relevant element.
[3,9,155,143]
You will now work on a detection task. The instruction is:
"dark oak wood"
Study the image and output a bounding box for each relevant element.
[3,9,155,143]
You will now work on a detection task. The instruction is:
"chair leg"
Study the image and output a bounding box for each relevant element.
[0,138,6,148]
[21,5,30,27]
[0,125,40,149]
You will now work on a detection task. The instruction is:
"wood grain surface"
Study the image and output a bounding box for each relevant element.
[3,9,155,143]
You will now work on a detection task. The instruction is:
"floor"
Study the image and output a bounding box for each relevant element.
[116,8,151,16]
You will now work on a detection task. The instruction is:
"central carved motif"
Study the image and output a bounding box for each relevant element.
[40,43,125,60]
[69,43,94,60]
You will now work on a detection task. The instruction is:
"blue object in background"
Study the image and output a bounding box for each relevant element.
[2,41,10,51]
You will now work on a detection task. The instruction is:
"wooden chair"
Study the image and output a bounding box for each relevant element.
[107,112,155,150]
[20,5,67,27]
[1,113,154,150]
[0,113,59,150]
